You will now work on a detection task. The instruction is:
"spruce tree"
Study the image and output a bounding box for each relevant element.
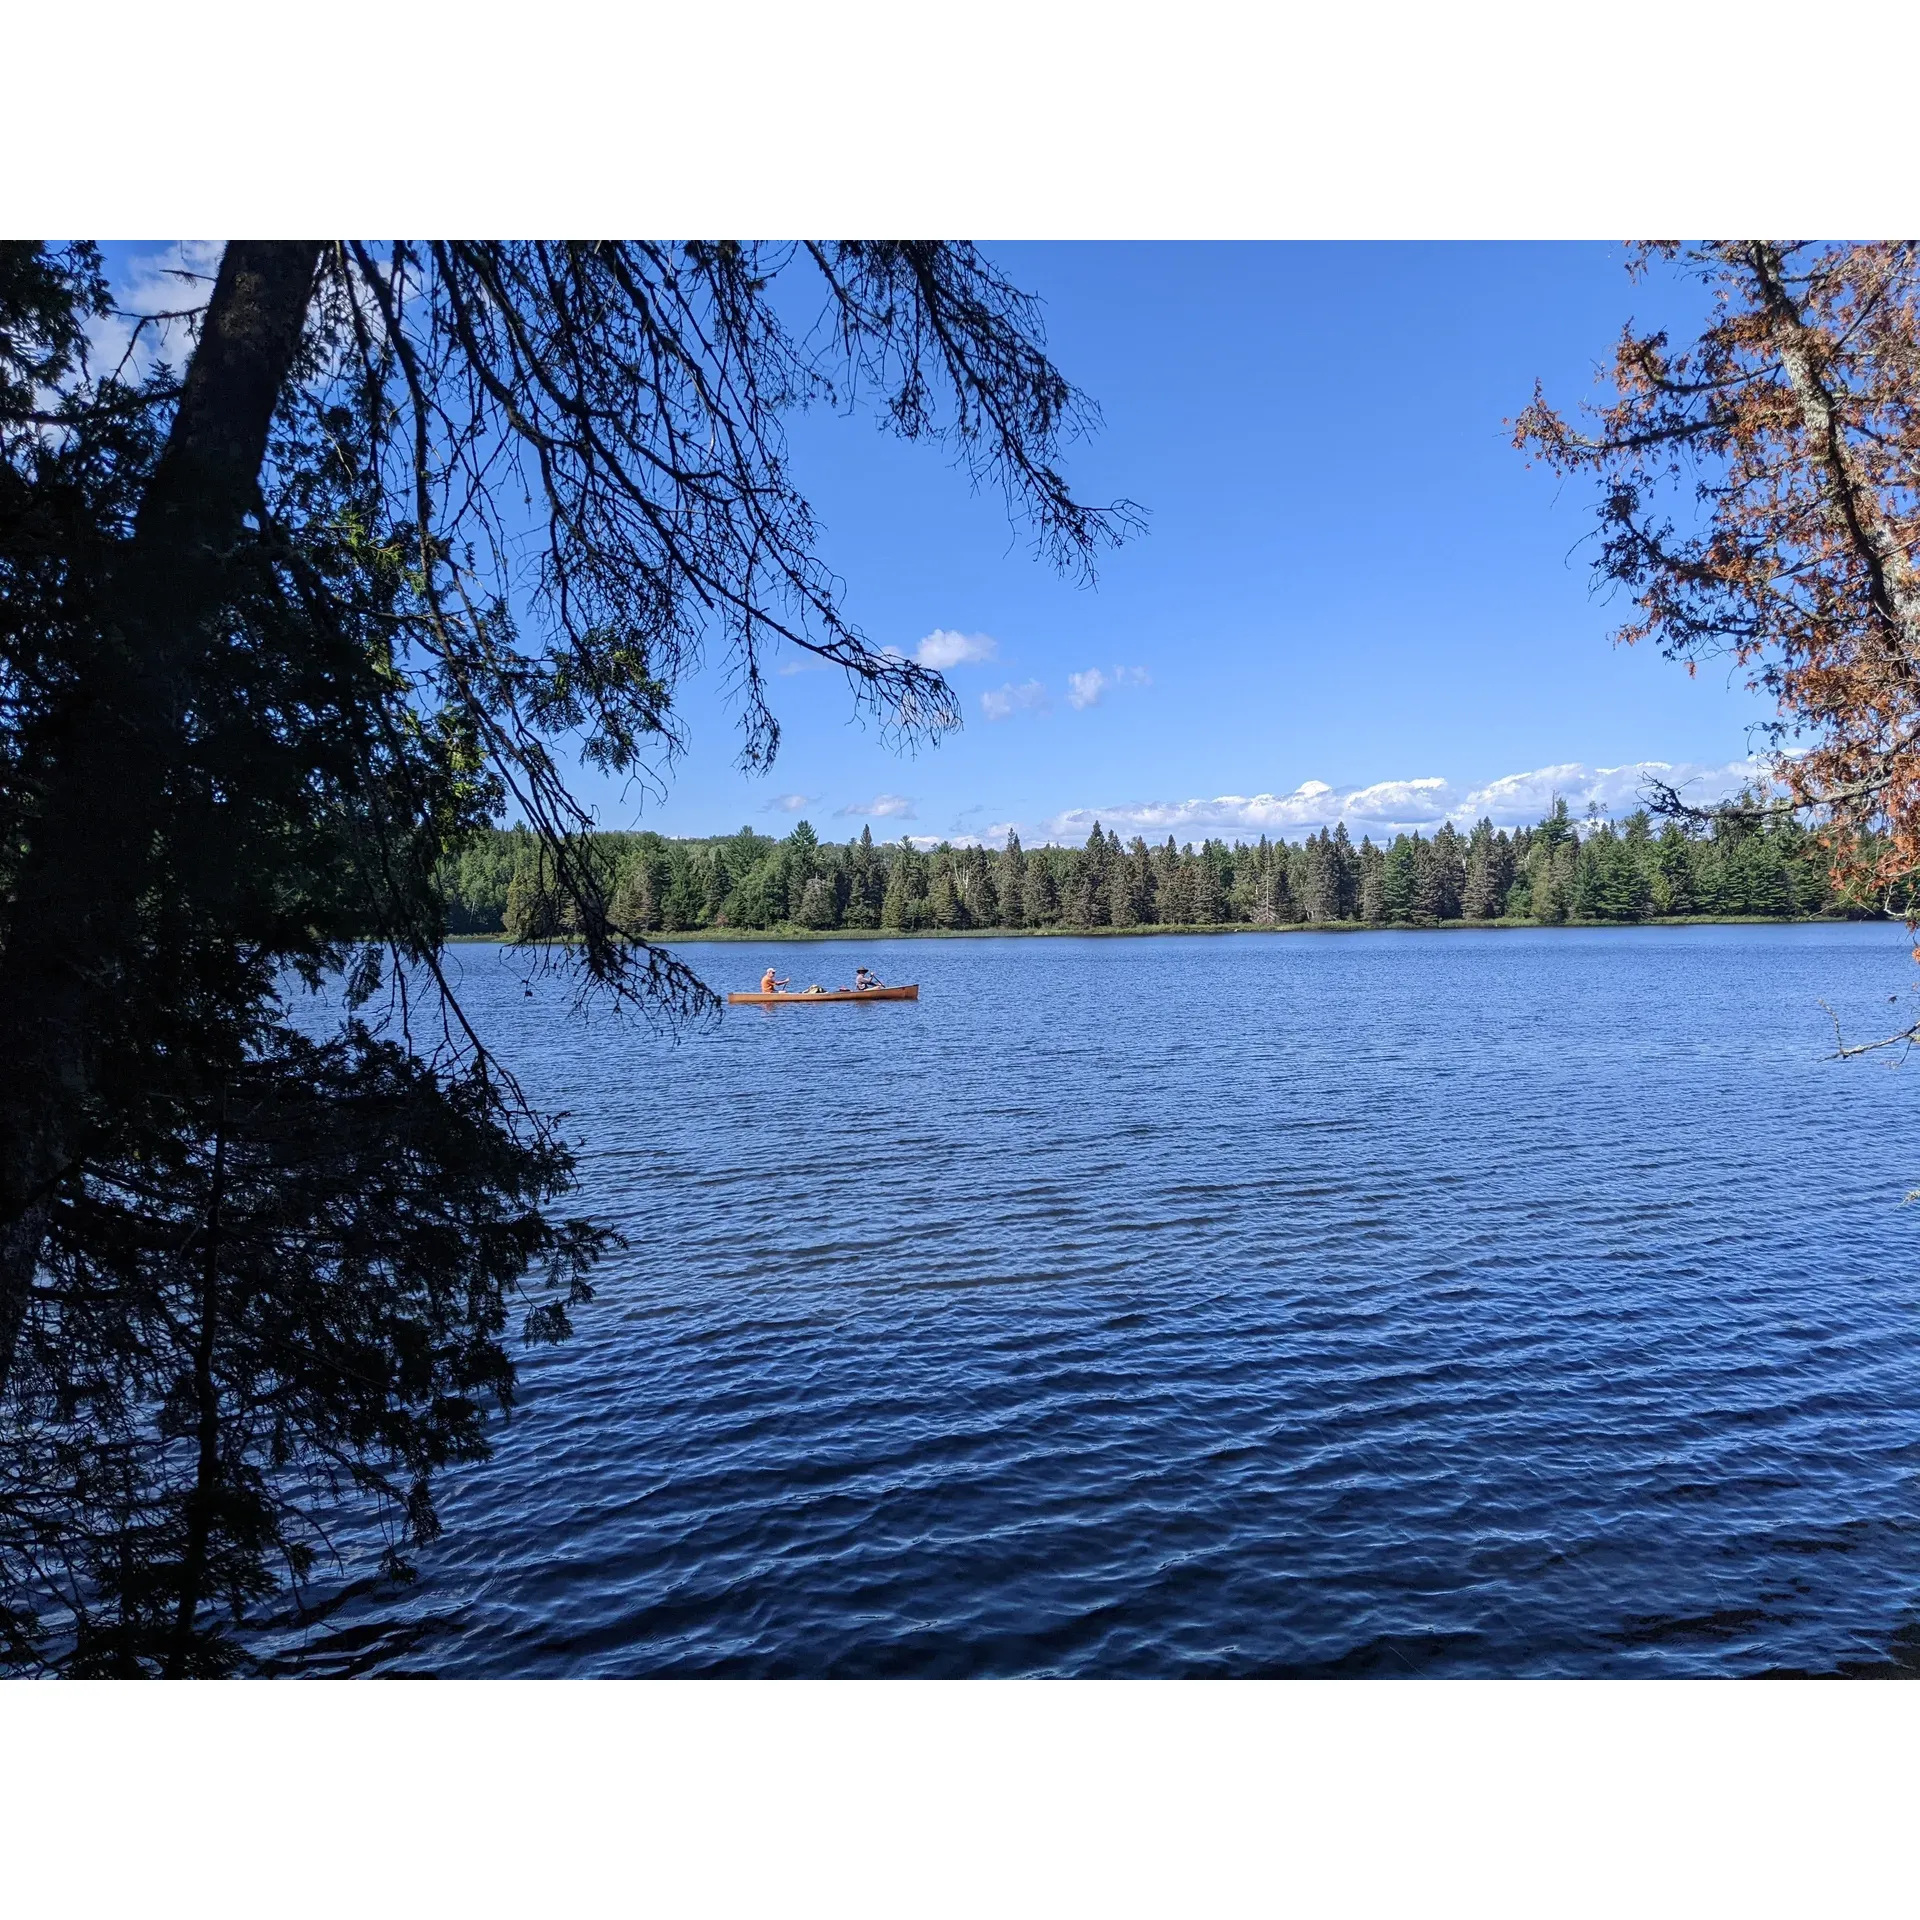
[1425,822,1466,921]
[1021,849,1059,927]
[1150,837,1181,924]
[995,831,1026,929]
[1382,835,1418,923]
[1358,838,1387,924]
[1065,823,1109,926]
[1302,831,1335,923]
[1462,819,1499,919]
[841,826,877,929]
[1329,823,1360,920]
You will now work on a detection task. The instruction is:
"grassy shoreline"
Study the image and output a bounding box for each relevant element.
[446,913,1879,947]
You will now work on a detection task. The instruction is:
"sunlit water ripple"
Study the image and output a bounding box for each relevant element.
[269,924,1920,1676]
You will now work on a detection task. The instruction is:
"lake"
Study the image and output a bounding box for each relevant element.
[269,923,1920,1676]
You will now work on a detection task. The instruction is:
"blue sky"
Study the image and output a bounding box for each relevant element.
[640,242,1768,846]
[103,242,1772,847]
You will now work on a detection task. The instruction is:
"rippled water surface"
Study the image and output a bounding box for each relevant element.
[281,925,1920,1676]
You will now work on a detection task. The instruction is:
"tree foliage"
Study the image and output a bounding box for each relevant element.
[1515,242,1920,910]
[463,800,1876,941]
[0,238,1124,1668]
[1,1025,605,1675]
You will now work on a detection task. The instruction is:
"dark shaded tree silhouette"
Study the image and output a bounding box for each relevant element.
[0,239,1138,1396]
[0,239,1133,1665]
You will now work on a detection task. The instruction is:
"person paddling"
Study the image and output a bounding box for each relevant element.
[760,967,790,994]
[854,966,883,992]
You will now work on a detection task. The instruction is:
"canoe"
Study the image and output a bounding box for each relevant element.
[726,984,919,1005]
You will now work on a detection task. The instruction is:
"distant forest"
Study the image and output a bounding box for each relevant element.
[441,799,1903,939]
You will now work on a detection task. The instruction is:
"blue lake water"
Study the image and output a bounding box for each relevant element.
[272,924,1920,1676]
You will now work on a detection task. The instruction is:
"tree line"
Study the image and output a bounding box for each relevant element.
[448,797,1893,941]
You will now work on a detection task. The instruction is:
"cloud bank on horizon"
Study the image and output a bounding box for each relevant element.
[883,758,1767,849]
[1031,758,1771,846]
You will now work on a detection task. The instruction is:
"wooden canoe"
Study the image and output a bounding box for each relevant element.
[726,984,919,1005]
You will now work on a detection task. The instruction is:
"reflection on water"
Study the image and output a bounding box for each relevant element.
[268,924,1920,1676]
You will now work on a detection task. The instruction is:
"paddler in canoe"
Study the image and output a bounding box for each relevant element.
[727,967,918,1005]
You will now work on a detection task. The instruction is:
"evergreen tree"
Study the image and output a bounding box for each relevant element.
[445,802,1873,943]
[1066,823,1110,926]
[1302,830,1337,923]
[1381,835,1419,923]
[795,874,838,929]
[1461,818,1503,919]
[959,845,994,926]
[702,848,734,925]
[3,1023,606,1674]
[1329,823,1359,920]
[882,839,931,931]
[504,854,561,942]
[662,844,705,929]
[1021,849,1059,927]
[994,831,1026,929]
[1246,836,1281,925]
[1422,822,1466,921]
[1190,839,1226,925]
[1651,823,1695,915]
[845,826,881,930]
[1358,838,1387,924]
[925,845,963,929]
[1151,837,1184,923]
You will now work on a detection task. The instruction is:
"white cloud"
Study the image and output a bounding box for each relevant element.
[914,629,998,670]
[763,793,815,813]
[981,680,1048,721]
[1034,758,1770,845]
[836,793,916,819]
[88,242,224,385]
[1067,665,1152,710]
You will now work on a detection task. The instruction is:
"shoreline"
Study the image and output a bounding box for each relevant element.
[447,913,1885,947]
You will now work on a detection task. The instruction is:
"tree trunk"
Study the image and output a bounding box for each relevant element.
[0,240,323,1394]
[1746,242,1920,655]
